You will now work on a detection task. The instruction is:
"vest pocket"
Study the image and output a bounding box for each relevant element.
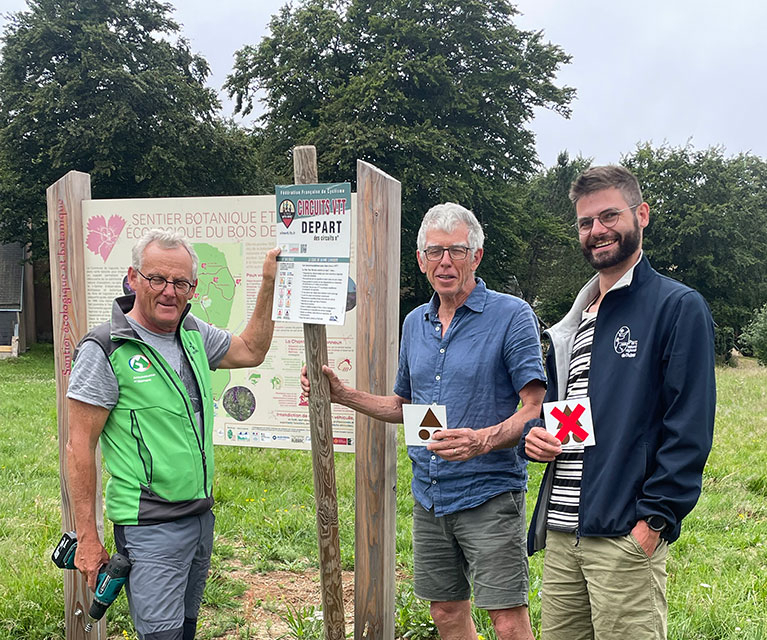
[130,410,153,486]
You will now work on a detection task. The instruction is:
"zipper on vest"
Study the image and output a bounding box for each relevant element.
[140,343,209,498]
[130,410,153,485]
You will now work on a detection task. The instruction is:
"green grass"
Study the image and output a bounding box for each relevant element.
[0,345,765,638]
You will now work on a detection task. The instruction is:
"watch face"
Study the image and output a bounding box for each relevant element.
[647,515,666,531]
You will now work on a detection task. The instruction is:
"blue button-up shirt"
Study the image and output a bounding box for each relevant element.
[394,278,545,516]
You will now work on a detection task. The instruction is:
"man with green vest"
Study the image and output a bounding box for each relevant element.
[67,229,279,640]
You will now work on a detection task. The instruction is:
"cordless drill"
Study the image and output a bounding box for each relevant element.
[52,531,131,632]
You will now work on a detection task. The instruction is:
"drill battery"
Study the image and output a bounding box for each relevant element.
[51,530,78,570]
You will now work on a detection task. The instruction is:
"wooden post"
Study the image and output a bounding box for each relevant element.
[354,161,401,640]
[293,145,346,639]
[46,171,105,640]
[23,246,36,346]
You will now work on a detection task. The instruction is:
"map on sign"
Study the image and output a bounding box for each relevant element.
[81,195,358,452]
[189,243,241,401]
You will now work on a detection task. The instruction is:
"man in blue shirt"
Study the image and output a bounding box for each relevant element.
[302,202,546,640]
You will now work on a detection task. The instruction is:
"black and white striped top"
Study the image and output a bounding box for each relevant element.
[546,311,597,532]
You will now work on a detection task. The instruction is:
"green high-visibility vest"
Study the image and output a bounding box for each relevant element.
[76,296,215,525]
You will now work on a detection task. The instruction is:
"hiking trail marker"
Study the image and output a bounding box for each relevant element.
[543,399,596,449]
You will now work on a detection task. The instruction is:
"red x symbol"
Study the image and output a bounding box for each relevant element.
[550,404,589,443]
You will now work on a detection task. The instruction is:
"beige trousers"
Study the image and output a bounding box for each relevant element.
[541,530,668,640]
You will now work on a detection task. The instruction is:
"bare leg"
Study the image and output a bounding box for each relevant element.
[489,605,535,640]
[430,600,478,640]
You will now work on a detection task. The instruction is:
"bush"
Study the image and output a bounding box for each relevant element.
[741,305,767,365]
[714,325,735,366]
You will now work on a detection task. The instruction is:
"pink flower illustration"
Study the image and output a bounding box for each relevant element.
[86,215,126,261]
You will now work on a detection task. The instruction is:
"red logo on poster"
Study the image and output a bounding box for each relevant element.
[279,199,295,228]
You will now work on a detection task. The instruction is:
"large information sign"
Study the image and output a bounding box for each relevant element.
[81,194,357,452]
[273,183,352,325]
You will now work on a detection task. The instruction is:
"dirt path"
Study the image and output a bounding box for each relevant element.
[208,569,357,639]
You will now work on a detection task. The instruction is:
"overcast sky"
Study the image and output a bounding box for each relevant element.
[2,0,765,168]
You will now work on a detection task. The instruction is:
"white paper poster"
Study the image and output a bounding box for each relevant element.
[273,183,352,325]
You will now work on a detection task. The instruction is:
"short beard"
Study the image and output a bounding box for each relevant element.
[582,215,641,270]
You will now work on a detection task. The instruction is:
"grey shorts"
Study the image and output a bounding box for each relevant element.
[412,491,529,610]
[114,510,214,640]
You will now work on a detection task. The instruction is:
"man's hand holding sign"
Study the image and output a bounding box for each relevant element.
[524,399,596,462]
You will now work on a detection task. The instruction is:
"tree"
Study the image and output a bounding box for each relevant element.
[226,0,574,314]
[741,304,767,365]
[625,144,767,334]
[0,0,261,258]
[514,151,592,326]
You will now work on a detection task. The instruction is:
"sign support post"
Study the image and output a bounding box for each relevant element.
[353,161,401,639]
[46,171,105,640]
[293,145,347,639]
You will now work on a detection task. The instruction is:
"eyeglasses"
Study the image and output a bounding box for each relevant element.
[136,269,195,295]
[574,205,638,235]
[422,245,472,262]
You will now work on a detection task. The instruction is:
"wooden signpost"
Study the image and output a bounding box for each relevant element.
[292,147,402,639]
[353,160,401,639]
[46,171,105,640]
[293,146,347,639]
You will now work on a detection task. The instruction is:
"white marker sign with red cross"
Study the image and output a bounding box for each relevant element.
[543,398,596,450]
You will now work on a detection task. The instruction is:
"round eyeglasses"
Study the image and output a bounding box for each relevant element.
[136,269,195,295]
[574,205,639,235]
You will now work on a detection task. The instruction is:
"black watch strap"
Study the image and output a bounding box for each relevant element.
[645,515,666,532]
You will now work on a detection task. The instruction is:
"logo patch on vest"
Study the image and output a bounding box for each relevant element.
[128,355,152,372]
[613,326,638,358]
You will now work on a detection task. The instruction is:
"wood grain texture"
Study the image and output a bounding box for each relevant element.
[354,161,401,640]
[46,171,105,639]
[293,146,346,640]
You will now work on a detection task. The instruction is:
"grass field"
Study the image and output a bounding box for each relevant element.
[0,345,765,639]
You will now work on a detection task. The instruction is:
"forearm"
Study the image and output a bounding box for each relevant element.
[482,401,542,451]
[480,381,546,452]
[237,273,276,366]
[66,399,109,543]
[334,385,406,424]
[66,439,101,542]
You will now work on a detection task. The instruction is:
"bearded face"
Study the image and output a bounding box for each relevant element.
[581,210,641,271]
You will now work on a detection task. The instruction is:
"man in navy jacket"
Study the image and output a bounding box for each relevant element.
[521,165,715,640]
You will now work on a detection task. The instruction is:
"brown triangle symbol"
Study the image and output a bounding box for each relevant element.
[562,405,584,443]
[421,408,442,428]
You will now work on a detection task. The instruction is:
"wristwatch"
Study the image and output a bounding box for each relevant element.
[645,515,666,532]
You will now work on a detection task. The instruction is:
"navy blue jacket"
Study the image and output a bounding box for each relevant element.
[522,256,716,554]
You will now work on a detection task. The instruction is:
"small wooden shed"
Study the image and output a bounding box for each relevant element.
[0,243,33,357]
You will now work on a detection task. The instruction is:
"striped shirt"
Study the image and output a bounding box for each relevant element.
[546,310,597,532]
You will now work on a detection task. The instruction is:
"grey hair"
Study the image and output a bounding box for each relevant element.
[416,202,485,254]
[131,229,199,280]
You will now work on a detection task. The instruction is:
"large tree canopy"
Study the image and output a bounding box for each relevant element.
[625,144,767,334]
[227,0,574,312]
[0,0,263,258]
